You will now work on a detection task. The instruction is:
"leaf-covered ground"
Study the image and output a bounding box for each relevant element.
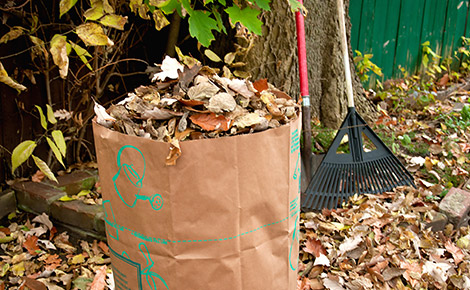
[0,212,112,290]
[1,79,470,289]
[300,78,470,289]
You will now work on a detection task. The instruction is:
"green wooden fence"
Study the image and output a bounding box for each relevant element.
[350,0,470,84]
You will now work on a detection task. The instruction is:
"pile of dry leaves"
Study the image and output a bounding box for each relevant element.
[95,56,299,165]
[0,212,111,290]
[298,186,470,290]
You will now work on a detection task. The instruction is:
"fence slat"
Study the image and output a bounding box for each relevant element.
[357,0,377,55]
[350,0,364,51]
[418,0,449,73]
[370,0,401,82]
[393,0,427,77]
[443,0,469,70]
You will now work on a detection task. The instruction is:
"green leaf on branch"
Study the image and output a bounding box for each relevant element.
[160,0,182,15]
[46,104,57,124]
[212,8,226,34]
[50,34,69,79]
[180,0,192,15]
[225,5,262,35]
[32,155,58,183]
[0,61,27,92]
[69,41,92,71]
[254,0,271,11]
[46,137,65,168]
[59,0,78,18]
[35,105,48,130]
[76,23,114,46]
[11,140,37,173]
[52,130,67,157]
[99,14,128,30]
[188,10,219,47]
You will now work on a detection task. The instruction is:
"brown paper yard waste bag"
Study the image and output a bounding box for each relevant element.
[93,115,300,290]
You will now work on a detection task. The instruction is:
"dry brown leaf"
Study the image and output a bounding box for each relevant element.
[260,92,282,117]
[187,81,219,100]
[23,277,47,290]
[175,128,194,141]
[23,236,40,256]
[233,113,264,128]
[227,78,254,98]
[89,265,107,290]
[270,88,292,100]
[53,232,76,253]
[31,170,46,183]
[165,139,181,166]
[445,240,465,265]
[178,99,205,107]
[253,78,268,92]
[297,277,310,290]
[189,113,231,131]
[141,107,182,120]
[98,241,109,255]
[207,93,237,113]
[303,237,326,258]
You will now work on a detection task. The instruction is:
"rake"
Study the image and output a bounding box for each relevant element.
[301,0,415,211]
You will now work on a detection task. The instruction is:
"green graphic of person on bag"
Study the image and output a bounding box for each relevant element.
[103,145,168,290]
[112,145,163,211]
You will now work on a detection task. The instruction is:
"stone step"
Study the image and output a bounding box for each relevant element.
[10,170,105,240]
[0,189,16,220]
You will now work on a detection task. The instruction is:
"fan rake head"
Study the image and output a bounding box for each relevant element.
[302,108,415,211]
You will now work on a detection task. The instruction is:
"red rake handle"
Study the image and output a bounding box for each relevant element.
[295,1,312,180]
[295,4,309,100]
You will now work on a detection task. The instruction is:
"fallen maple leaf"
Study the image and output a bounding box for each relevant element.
[445,240,465,265]
[297,276,310,290]
[23,235,40,255]
[303,237,327,258]
[89,265,107,290]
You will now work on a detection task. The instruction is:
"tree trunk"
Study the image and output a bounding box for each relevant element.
[243,0,376,128]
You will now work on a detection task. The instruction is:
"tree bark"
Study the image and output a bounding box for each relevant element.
[243,0,376,128]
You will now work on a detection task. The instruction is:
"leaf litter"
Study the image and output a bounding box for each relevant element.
[298,80,470,289]
[95,56,300,166]
[0,212,111,290]
[298,187,470,289]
